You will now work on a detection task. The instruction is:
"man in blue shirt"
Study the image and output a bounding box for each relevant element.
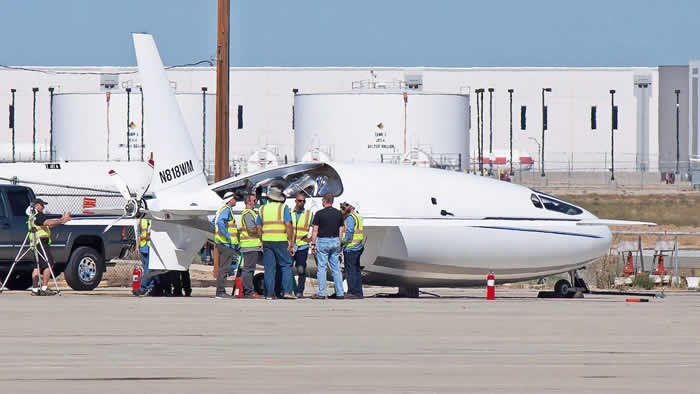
[341,201,364,299]
[291,192,314,297]
[214,192,240,299]
[256,187,295,299]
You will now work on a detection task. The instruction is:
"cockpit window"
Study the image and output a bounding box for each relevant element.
[537,195,583,215]
[530,194,543,209]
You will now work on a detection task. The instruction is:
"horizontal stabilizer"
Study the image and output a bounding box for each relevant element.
[576,219,656,226]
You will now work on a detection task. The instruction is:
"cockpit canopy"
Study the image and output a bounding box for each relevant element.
[529,190,583,215]
[213,163,343,201]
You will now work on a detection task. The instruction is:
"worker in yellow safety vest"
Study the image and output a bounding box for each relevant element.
[213,192,239,299]
[341,200,364,299]
[255,187,294,299]
[28,198,71,296]
[291,192,314,297]
[133,215,157,296]
[238,193,262,298]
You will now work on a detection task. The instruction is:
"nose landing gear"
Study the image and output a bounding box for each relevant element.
[544,270,590,298]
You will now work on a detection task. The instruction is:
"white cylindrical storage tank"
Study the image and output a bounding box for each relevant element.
[294,90,470,167]
[52,91,215,166]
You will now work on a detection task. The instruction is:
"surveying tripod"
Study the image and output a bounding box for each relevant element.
[0,218,61,296]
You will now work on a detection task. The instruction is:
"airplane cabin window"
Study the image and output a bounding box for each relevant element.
[537,194,583,215]
[530,194,543,209]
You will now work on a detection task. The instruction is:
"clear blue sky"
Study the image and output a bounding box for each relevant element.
[1,0,698,67]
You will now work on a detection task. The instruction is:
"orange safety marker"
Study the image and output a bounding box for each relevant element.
[234,276,243,298]
[626,298,649,303]
[486,272,495,300]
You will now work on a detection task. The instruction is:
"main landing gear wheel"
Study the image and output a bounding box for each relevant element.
[554,279,572,298]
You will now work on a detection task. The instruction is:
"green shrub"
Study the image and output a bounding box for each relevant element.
[631,274,655,290]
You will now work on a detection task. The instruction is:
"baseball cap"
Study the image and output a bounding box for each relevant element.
[32,198,48,206]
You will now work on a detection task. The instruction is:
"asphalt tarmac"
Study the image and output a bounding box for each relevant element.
[0,287,698,393]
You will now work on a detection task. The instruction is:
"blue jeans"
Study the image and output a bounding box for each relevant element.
[139,247,158,291]
[316,238,343,297]
[263,241,293,297]
[344,247,364,296]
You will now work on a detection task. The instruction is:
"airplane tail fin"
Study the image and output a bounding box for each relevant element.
[132,33,209,196]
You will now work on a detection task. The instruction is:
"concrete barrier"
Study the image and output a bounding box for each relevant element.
[685,277,700,289]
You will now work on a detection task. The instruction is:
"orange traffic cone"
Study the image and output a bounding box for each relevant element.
[654,255,667,276]
[234,276,243,298]
[623,252,635,277]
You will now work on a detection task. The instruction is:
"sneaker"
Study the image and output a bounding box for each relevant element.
[295,293,305,299]
[184,289,192,297]
[282,293,297,299]
[31,288,41,296]
[132,289,142,296]
[40,288,58,296]
[310,294,327,300]
[244,293,262,299]
[333,296,344,300]
[215,293,232,299]
[345,293,363,299]
[264,296,276,300]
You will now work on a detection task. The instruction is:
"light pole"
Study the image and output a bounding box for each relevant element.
[475,88,485,174]
[610,89,616,181]
[675,89,680,174]
[488,87,494,175]
[508,89,514,175]
[541,87,552,177]
[528,137,540,174]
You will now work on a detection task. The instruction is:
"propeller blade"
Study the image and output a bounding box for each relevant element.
[102,215,126,234]
[108,170,132,200]
[136,153,155,200]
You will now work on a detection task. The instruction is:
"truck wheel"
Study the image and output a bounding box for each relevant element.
[253,272,265,295]
[64,247,104,290]
[4,272,33,291]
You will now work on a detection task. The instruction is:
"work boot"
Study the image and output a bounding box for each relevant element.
[215,292,232,299]
[184,289,192,297]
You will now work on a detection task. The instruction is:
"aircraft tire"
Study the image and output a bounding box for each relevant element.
[554,279,572,298]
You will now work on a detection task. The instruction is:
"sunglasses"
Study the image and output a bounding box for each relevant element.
[295,199,306,203]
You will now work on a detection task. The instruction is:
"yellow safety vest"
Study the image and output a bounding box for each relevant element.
[214,205,239,246]
[260,202,288,242]
[28,216,51,245]
[239,208,262,248]
[293,209,312,247]
[343,212,364,248]
[138,218,151,248]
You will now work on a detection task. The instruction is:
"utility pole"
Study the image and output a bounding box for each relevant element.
[215,0,230,182]
[213,0,230,278]
[126,87,131,161]
[202,87,208,174]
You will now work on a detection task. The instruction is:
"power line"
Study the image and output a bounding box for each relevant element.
[0,60,214,75]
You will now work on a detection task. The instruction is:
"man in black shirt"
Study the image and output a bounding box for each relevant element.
[310,193,345,299]
[30,198,71,296]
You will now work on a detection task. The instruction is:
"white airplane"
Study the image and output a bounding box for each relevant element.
[73,33,652,297]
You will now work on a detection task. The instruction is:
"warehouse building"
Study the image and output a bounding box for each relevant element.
[0,63,696,175]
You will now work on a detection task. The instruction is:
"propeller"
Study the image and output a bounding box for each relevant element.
[102,154,155,234]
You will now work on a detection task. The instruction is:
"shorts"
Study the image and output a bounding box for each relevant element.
[36,238,55,271]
